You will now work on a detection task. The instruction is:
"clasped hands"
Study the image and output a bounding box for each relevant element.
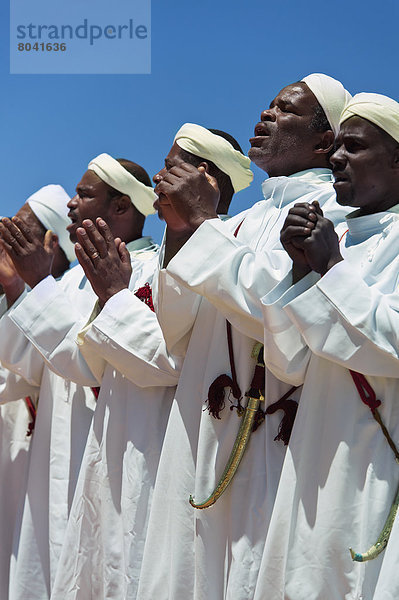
[280,201,344,283]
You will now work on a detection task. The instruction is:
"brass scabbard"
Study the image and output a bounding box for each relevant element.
[350,477,399,562]
[189,395,262,510]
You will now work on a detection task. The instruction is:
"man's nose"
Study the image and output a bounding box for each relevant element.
[153,168,165,184]
[67,195,78,209]
[260,108,276,122]
[330,146,346,169]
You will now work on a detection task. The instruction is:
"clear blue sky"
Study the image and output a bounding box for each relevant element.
[1,0,398,243]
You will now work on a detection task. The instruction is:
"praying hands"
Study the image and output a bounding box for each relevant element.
[280,200,343,282]
[0,216,55,289]
[75,218,132,307]
[0,240,25,307]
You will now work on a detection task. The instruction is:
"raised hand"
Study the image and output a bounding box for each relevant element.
[155,163,220,232]
[0,241,21,287]
[0,241,25,306]
[75,218,132,307]
[0,216,55,288]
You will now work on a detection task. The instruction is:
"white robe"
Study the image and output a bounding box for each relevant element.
[258,209,399,599]
[137,169,349,600]
[48,253,180,600]
[0,269,98,600]
[2,237,176,599]
[0,351,38,600]
[1,237,158,600]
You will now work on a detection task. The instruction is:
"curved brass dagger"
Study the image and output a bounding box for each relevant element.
[350,478,399,562]
[189,344,264,510]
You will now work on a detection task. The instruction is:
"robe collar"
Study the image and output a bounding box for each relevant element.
[261,168,333,208]
[345,206,399,242]
[126,236,158,254]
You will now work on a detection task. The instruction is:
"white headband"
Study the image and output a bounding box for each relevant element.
[301,73,352,137]
[88,153,156,216]
[174,123,253,193]
[27,184,76,263]
[340,92,399,144]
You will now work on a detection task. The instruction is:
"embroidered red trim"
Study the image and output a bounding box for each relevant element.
[134,282,155,312]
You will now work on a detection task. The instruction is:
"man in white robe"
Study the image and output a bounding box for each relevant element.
[0,160,157,600]
[23,129,252,599]
[135,74,351,599]
[0,185,75,600]
[259,93,399,599]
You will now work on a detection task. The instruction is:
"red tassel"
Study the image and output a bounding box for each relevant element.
[265,385,299,445]
[91,387,100,400]
[349,370,381,411]
[134,283,155,312]
[206,374,242,419]
[25,396,36,437]
[234,220,245,237]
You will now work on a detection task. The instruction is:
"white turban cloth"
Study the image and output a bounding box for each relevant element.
[174,123,253,193]
[27,184,76,263]
[301,73,352,137]
[340,92,399,144]
[88,154,156,216]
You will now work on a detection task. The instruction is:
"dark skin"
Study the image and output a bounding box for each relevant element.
[280,201,343,283]
[0,170,144,295]
[0,204,69,305]
[73,145,220,298]
[156,83,334,265]
[74,153,218,303]
[281,116,399,283]
[67,170,143,244]
[153,144,220,266]
[0,216,56,290]
[331,116,399,214]
[74,218,132,308]
[248,82,334,176]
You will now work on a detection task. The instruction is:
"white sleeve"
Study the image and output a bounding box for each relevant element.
[78,288,182,388]
[0,363,40,404]
[7,275,99,387]
[284,259,399,377]
[261,271,318,386]
[165,219,292,343]
[155,265,202,358]
[0,291,45,387]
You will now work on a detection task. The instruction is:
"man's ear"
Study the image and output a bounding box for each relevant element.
[198,161,210,173]
[112,194,132,215]
[51,232,60,249]
[44,230,59,251]
[314,130,335,156]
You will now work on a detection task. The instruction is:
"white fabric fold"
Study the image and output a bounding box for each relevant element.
[88,153,156,216]
[340,92,399,143]
[27,184,75,263]
[301,73,352,137]
[174,123,253,193]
